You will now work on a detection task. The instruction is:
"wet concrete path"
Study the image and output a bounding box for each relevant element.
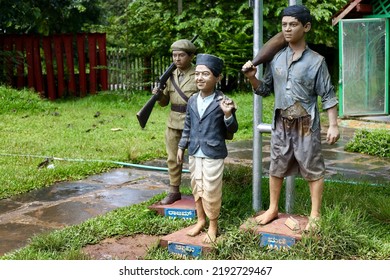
[0,167,189,256]
[0,120,389,256]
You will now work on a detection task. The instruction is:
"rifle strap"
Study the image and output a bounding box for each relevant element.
[170,75,189,103]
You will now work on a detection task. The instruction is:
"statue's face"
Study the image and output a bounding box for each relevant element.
[172,51,193,70]
[195,65,219,96]
[281,16,310,44]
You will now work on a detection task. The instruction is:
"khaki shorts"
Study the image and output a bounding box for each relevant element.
[269,114,325,181]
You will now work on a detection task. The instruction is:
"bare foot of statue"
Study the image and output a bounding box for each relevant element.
[254,209,278,225]
[186,221,206,237]
[203,231,217,244]
[203,225,217,244]
[304,216,320,232]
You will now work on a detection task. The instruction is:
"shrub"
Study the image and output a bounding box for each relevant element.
[345,129,390,158]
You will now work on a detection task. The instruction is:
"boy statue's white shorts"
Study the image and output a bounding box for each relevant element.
[189,156,224,220]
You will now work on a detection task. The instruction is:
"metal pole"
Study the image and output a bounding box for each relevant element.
[178,0,183,15]
[291,0,302,5]
[252,0,264,212]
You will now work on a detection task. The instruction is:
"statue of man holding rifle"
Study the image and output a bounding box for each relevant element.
[152,39,198,205]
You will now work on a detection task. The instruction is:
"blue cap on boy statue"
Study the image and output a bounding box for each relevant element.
[196,54,224,77]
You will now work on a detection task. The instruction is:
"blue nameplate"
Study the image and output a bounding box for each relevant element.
[167,242,202,257]
[164,208,196,219]
[260,233,296,250]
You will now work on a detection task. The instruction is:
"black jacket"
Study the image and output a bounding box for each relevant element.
[178,90,238,159]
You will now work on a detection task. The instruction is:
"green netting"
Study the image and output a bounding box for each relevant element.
[341,19,387,116]
[373,0,390,15]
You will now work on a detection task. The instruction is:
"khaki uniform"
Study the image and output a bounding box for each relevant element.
[158,66,197,187]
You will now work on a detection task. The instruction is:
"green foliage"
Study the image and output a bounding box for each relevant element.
[263,0,349,46]
[106,1,177,54]
[1,0,349,47]
[345,129,390,158]
[172,1,254,77]
[0,0,103,35]
[100,0,348,78]
[302,0,348,46]
[1,0,349,92]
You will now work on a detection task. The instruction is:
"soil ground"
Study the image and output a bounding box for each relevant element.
[82,234,161,260]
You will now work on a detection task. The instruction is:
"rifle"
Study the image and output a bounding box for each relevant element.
[136,35,198,128]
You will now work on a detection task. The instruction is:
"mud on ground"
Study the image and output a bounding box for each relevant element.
[82,234,161,260]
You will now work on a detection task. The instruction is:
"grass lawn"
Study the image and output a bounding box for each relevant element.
[0,86,389,260]
[0,86,264,199]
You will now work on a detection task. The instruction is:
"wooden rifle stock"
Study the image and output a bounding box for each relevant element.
[136,63,176,128]
[136,92,162,129]
[242,32,287,72]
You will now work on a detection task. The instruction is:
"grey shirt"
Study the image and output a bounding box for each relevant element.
[255,45,338,131]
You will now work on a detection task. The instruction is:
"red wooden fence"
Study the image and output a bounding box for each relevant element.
[0,33,108,100]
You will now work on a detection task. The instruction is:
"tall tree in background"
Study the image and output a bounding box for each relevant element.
[263,0,349,46]
[0,0,348,90]
[102,0,347,90]
[173,0,253,86]
[0,0,103,35]
[0,0,348,50]
[104,0,254,90]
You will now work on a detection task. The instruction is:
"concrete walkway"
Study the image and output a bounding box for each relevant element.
[0,119,389,256]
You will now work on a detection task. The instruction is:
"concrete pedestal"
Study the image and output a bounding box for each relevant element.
[160,225,213,258]
[240,212,309,250]
[148,195,196,219]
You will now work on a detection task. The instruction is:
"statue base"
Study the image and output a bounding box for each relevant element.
[160,225,213,258]
[240,212,309,250]
[148,195,196,219]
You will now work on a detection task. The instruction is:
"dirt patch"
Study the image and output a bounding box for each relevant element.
[82,234,161,260]
[339,119,390,130]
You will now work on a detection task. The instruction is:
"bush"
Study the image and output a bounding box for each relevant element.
[345,129,390,158]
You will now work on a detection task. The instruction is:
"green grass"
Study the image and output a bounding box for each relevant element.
[0,86,270,199]
[2,165,389,260]
[1,85,389,260]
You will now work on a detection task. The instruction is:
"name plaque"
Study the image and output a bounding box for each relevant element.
[167,242,202,257]
[260,232,296,250]
[164,208,196,219]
